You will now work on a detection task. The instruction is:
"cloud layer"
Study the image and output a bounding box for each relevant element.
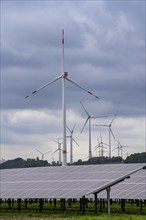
[1,0,145,162]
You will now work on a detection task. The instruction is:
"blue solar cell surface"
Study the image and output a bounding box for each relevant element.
[0,163,145,199]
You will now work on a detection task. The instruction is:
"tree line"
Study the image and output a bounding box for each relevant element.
[0,152,146,169]
[74,152,146,165]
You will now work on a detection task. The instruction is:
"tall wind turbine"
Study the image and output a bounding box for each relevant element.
[80,101,106,159]
[25,30,99,166]
[67,125,79,164]
[35,149,50,161]
[94,112,118,158]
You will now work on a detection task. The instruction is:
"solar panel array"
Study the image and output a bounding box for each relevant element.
[0,163,145,199]
[98,168,146,200]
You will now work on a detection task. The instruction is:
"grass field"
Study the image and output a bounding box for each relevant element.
[0,213,146,220]
[0,200,145,220]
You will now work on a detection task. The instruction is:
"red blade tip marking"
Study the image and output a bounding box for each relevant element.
[32,90,37,94]
[62,30,64,44]
[88,91,92,95]
[88,91,99,99]
[95,96,100,99]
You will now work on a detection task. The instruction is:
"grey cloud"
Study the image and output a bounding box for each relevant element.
[1,0,145,154]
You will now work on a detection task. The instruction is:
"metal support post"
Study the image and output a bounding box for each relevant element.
[106,187,111,215]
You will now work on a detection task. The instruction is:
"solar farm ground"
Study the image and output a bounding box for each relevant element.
[0,201,146,220]
[0,214,146,220]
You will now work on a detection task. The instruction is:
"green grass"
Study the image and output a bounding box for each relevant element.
[0,212,146,220]
[0,200,146,220]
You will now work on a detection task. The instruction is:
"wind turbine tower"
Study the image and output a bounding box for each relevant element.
[25,30,99,166]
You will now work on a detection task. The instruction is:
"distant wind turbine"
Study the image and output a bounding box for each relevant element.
[67,124,79,164]
[119,141,128,159]
[35,149,50,161]
[52,138,62,165]
[80,101,106,159]
[25,30,100,166]
[94,135,108,157]
[113,140,121,157]
[94,112,118,158]
[113,140,128,159]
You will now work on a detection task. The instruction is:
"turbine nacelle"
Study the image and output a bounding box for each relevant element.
[62,72,68,78]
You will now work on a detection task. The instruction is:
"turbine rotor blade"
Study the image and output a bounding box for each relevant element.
[113,147,118,151]
[66,126,71,133]
[102,142,109,146]
[93,124,109,127]
[67,124,76,134]
[81,117,89,133]
[94,146,100,151]
[72,138,79,146]
[72,124,76,133]
[51,148,59,155]
[44,151,51,155]
[80,101,90,117]
[110,128,116,141]
[119,142,128,148]
[100,133,102,142]
[66,77,100,99]
[53,140,59,144]
[102,146,107,149]
[110,111,118,125]
[25,75,61,99]
[91,116,107,119]
[35,149,43,155]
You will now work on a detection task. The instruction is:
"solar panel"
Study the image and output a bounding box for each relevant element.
[98,168,146,200]
[0,163,145,199]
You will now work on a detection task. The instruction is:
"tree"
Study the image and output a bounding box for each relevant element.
[125,152,146,163]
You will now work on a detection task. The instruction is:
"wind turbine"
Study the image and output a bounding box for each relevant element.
[67,124,79,164]
[35,149,50,161]
[113,140,121,157]
[94,112,118,158]
[25,30,99,166]
[113,140,128,159]
[51,138,62,165]
[80,101,106,159]
[98,134,108,157]
[119,142,128,159]
[94,135,108,157]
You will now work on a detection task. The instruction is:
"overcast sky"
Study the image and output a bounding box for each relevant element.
[1,0,145,163]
